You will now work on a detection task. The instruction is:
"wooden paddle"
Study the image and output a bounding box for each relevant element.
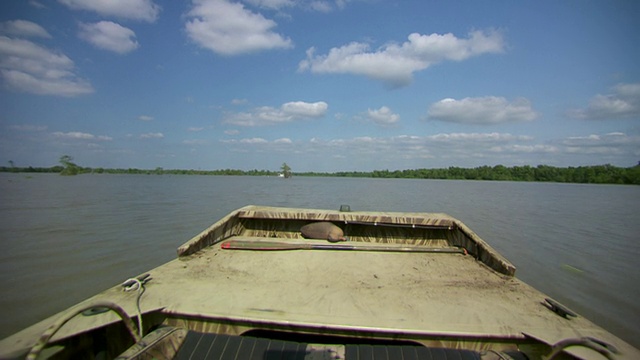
[221,240,466,254]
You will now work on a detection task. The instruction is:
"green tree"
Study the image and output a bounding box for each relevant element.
[281,163,292,178]
[8,160,18,173]
[59,155,80,176]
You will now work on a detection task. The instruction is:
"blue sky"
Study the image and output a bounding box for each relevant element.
[1,0,639,172]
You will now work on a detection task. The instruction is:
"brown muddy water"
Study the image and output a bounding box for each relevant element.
[1,173,638,348]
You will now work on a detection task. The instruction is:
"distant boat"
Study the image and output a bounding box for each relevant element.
[1,205,637,359]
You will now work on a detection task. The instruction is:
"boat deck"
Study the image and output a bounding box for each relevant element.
[154,238,584,336]
[3,236,638,358]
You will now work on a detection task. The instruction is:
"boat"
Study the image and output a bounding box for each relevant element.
[0,205,637,359]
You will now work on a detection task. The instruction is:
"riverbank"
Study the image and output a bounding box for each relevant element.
[2,163,639,185]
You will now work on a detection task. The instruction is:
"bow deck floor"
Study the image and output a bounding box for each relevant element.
[5,236,632,357]
[119,237,615,344]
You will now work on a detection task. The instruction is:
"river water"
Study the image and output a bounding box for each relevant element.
[0,173,638,348]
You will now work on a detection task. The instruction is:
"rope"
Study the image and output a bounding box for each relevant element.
[122,278,145,338]
[26,301,140,360]
[26,274,150,359]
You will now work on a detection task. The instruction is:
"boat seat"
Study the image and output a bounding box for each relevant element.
[115,326,487,360]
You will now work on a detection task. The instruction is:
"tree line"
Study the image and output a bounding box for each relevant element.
[2,158,639,185]
[322,164,640,184]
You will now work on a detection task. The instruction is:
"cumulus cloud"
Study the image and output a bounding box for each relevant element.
[428,96,537,124]
[185,0,293,55]
[489,144,558,154]
[140,132,164,139]
[138,115,153,121]
[224,101,328,126]
[554,132,640,159]
[427,132,532,142]
[559,132,637,151]
[52,131,112,141]
[219,130,639,168]
[0,35,94,96]
[224,132,534,160]
[218,137,271,145]
[221,137,295,148]
[367,106,400,126]
[78,21,139,54]
[319,132,535,163]
[299,30,504,87]
[58,0,161,22]
[0,20,51,38]
[569,83,640,120]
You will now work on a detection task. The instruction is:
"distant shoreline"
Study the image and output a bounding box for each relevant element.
[2,164,639,185]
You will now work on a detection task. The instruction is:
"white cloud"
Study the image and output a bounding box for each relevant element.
[224,129,240,135]
[231,98,248,105]
[78,21,139,54]
[299,30,504,87]
[187,126,205,132]
[221,137,294,147]
[219,131,639,169]
[489,144,558,154]
[0,20,51,38]
[140,132,164,139]
[367,106,400,126]
[138,115,153,121]
[53,131,112,141]
[560,132,635,148]
[426,132,532,142]
[223,132,534,159]
[240,137,268,144]
[569,83,640,120]
[309,1,333,13]
[0,36,93,96]
[281,101,328,117]
[224,100,328,126]
[556,133,640,157]
[428,96,537,124]
[58,0,161,22]
[185,0,293,55]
